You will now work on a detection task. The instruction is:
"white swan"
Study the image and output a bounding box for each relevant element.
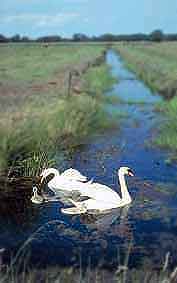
[40,167,90,195]
[61,167,134,215]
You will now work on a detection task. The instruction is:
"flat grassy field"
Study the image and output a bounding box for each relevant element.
[0,43,117,174]
[114,42,177,156]
[0,43,105,110]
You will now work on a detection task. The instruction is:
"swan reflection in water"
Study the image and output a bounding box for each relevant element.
[79,204,131,234]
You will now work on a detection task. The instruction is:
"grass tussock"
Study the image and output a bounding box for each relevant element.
[83,63,121,105]
[0,48,118,175]
[0,95,116,174]
[83,63,116,95]
[155,97,177,158]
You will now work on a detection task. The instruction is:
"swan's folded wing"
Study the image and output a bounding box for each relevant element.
[61,168,88,182]
[80,182,121,203]
[61,206,87,215]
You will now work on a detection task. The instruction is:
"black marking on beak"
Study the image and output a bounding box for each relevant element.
[128,169,134,176]
[41,173,55,185]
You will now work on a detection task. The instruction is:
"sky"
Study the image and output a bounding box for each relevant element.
[1,0,177,38]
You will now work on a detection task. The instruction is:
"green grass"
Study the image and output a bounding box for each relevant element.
[155,96,177,158]
[113,42,177,158]
[0,93,117,174]
[0,43,105,85]
[114,42,177,99]
[0,43,106,114]
[83,63,116,95]
[0,44,118,175]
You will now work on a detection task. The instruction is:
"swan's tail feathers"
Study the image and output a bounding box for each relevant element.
[61,168,87,182]
[61,198,87,215]
[87,178,94,184]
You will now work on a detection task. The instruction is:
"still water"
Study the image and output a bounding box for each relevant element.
[0,50,177,269]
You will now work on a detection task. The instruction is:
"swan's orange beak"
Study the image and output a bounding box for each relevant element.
[128,169,134,176]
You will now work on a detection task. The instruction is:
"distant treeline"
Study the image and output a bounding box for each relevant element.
[1,30,177,43]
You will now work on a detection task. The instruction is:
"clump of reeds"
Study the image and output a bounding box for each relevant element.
[16,151,55,177]
[0,62,119,176]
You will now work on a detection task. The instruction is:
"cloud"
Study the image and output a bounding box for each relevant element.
[0,12,80,27]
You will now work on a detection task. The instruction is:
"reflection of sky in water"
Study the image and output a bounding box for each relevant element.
[0,51,177,269]
[106,50,161,104]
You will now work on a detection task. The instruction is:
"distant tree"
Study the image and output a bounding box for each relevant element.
[99,33,116,41]
[21,36,30,42]
[72,33,89,41]
[11,34,21,42]
[0,34,8,43]
[129,33,149,41]
[37,35,62,42]
[5,31,177,43]
[91,36,98,41]
[150,30,164,42]
[166,33,177,41]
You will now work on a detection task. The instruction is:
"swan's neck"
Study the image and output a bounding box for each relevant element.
[54,171,59,178]
[118,172,131,204]
[50,169,59,178]
[41,169,59,186]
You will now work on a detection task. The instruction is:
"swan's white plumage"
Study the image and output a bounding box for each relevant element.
[60,168,87,182]
[40,166,134,214]
[40,167,90,194]
[62,167,134,214]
